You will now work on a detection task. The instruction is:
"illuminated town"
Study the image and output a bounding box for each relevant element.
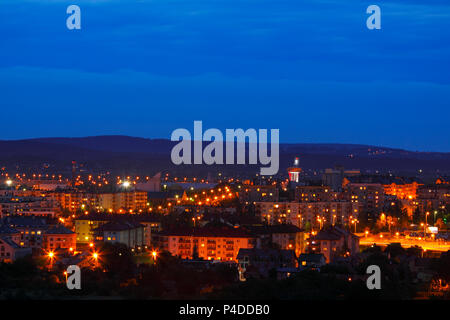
[0,156,449,299]
[2,0,450,307]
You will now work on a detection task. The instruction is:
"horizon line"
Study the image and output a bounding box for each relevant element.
[0,135,449,154]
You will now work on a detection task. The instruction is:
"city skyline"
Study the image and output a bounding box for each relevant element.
[1,0,450,306]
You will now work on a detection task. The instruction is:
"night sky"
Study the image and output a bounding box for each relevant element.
[1,0,449,151]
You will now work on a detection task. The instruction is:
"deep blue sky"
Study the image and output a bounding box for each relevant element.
[1,0,449,151]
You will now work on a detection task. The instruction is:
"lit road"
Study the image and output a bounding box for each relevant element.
[357,234,450,252]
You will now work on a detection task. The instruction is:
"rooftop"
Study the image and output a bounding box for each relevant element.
[0,236,21,249]
[1,216,47,227]
[157,224,254,238]
[243,224,303,235]
[45,225,75,235]
[237,248,296,260]
[299,253,325,263]
[0,224,20,234]
[95,221,144,232]
[311,225,358,241]
[76,213,161,223]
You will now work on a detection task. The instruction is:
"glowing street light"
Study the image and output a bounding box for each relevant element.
[92,252,99,268]
[425,212,430,234]
[48,251,55,269]
[122,181,131,188]
[317,217,323,230]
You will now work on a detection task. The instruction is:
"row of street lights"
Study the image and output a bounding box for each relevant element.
[47,247,158,270]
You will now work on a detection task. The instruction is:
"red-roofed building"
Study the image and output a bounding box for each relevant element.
[43,226,76,251]
[153,224,256,262]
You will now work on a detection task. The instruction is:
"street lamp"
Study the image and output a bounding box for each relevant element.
[351,219,358,233]
[48,251,54,269]
[122,181,131,188]
[92,252,99,268]
[317,217,323,230]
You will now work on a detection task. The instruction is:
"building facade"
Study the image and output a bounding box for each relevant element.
[308,226,359,263]
[153,225,256,262]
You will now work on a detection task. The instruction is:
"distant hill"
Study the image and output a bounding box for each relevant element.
[0,136,449,176]
[30,136,173,155]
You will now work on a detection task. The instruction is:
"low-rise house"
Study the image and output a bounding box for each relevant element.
[298,253,326,270]
[134,215,162,247]
[43,225,77,251]
[237,248,297,280]
[94,221,145,248]
[1,216,49,249]
[309,226,359,263]
[0,224,22,245]
[243,224,305,256]
[75,213,161,245]
[75,214,109,244]
[0,236,32,262]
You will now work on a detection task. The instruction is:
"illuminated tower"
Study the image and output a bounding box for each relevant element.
[287,157,302,183]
